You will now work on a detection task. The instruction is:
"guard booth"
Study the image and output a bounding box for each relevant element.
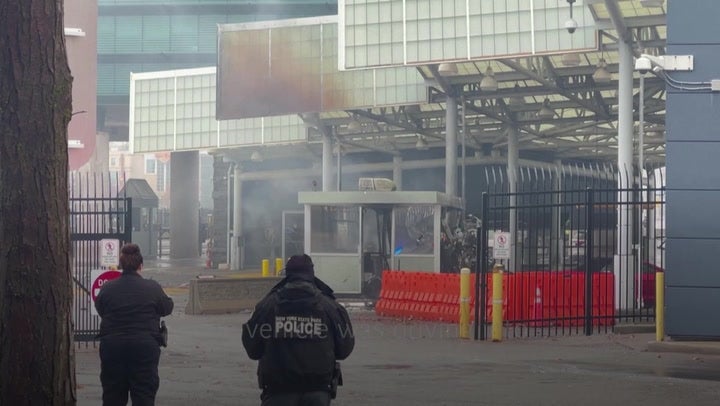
[119,179,159,259]
[299,190,464,297]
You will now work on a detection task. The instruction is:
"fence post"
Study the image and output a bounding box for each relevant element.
[584,188,594,336]
[459,268,471,339]
[475,192,490,341]
[492,263,504,342]
[656,271,665,341]
[124,197,133,243]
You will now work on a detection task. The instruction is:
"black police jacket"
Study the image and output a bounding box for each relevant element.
[242,274,355,393]
[95,272,174,343]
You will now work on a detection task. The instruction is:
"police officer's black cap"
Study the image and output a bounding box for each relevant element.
[286,254,314,275]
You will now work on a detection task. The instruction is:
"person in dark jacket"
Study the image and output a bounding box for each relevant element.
[95,243,174,406]
[242,254,355,406]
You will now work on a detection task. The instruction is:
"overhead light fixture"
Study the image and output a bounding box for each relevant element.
[561,53,581,67]
[347,116,362,132]
[438,63,458,76]
[592,59,612,84]
[537,98,555,119]
[479,66,498,92]
[640,0,664,7]
[415,135,429,150]
[508,83,525,106]
[250,150,264,162]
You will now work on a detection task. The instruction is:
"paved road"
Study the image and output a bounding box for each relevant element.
[75,260,720,405]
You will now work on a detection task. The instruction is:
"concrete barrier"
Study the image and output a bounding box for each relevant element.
[185,277,282,315]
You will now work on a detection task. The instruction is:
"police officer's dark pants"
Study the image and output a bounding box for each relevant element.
[100,337,161,406]
[261,391,332,406]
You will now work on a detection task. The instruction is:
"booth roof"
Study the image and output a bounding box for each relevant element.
[119,178,159,208]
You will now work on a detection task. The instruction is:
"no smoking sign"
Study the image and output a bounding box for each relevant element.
[493,231,511,260]
[99,238,120,267]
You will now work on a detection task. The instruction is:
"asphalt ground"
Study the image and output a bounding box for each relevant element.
[74,259,720,406]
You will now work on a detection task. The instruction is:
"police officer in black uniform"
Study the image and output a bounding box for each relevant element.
[242,254,355,406]
[95,243,174,406]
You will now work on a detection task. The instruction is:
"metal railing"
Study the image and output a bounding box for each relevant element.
[474,167,665,338]
[70,172,132,343]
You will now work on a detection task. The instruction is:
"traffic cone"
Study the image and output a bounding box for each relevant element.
[529,286,544,327]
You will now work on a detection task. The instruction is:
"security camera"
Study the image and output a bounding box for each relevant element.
[634,56,653,74]
[564,18,578,34]
[634,53,694,73]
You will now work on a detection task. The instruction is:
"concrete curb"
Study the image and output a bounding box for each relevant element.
[614,324,655,335]
[185,276,282,315]
[647,340,720,356]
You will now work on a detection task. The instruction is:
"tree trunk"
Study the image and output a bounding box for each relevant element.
[0,1,76,405]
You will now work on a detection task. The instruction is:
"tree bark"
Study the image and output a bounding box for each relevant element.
[0,1,76,405]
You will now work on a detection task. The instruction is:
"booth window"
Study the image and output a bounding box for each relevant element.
[394,205,434,255]
[311,206,360,253]
[132,207,141,231]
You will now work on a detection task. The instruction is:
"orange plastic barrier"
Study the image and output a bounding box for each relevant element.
[375,270,615,327]
[515,271,615,327]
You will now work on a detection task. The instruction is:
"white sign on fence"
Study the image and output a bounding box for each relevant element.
[99,239,120,267]
[494,232,511,260]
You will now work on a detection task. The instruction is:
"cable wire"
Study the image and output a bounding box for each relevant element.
[656,71,712,91]
[662,71,710,86]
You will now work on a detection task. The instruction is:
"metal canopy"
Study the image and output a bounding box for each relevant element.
[308,0,667,165]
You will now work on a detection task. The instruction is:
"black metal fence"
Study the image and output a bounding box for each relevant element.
[70,172,131,343]
[474,166,665,339]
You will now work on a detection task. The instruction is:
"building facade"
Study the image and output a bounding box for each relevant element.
[666,0,720,338]
[97,0,338,142]
[65,0,102,171]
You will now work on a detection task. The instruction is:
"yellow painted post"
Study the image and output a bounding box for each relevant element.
[459,267,471,339]
[275,258,284,276]
[262,259,270,277]
[656,271,665,342]
[492,264,504,342]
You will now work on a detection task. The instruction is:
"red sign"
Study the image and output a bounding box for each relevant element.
[91,270,121,302]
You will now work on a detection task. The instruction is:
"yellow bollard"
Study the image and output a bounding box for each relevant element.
[492,264,504,342]
[275,258,284,276]
[262,259,270,277]
[656,271,665,342]
[459,267,471,339]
